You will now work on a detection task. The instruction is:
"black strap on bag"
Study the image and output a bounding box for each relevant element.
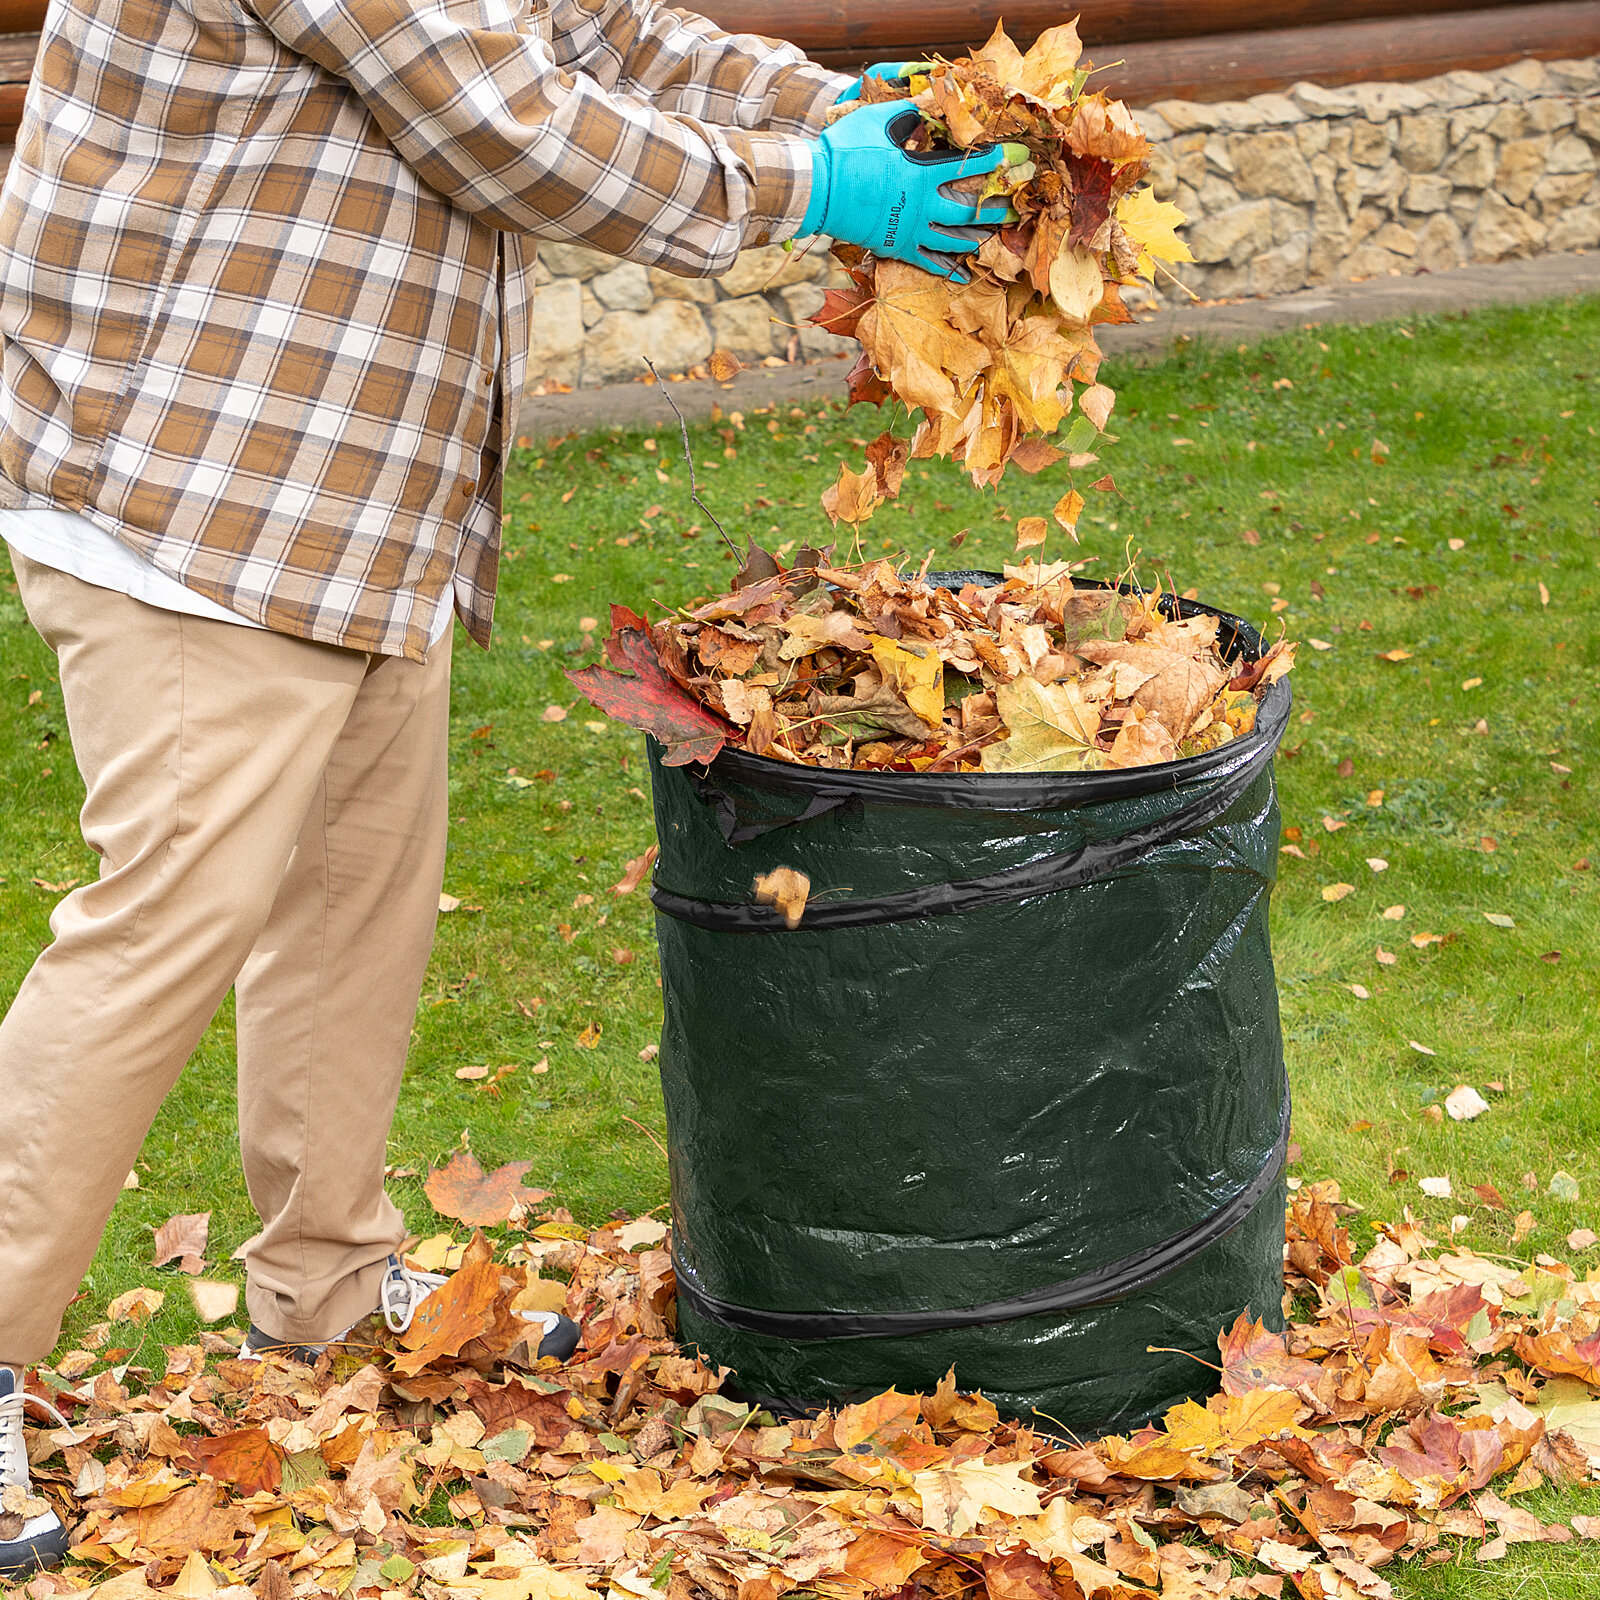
[653,696,1283,934]
[686,767,865,846]
[674,1082,1291,1343]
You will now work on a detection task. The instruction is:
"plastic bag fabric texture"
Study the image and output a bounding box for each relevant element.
[646,579,1291,1436]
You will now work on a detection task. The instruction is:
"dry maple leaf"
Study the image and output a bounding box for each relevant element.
[188,1427,286,1495]
[753,866,810,928]
[821,460,882,530]
[612,843,658,894]
[151,1211,210,1275]
[424,1149,552,1228]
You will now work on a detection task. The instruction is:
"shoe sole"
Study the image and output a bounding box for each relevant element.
[0,1518,69,1576]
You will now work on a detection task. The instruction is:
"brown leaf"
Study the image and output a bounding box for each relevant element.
[707,349,744,382]
[612,843,659,895]
[753,867,810,929]
[821,461,882,529]
[424,1150,551,1228]
[392,1233,504,1375]
[151,1211,210,1275]
[188,1428,285,1495]
[864,431,910,499]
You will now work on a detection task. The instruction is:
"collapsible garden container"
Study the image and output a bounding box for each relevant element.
[645,577,1291,1436]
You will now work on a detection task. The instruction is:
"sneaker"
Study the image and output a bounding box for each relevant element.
[0,1369,70,1576]
[241,1255,580,1364]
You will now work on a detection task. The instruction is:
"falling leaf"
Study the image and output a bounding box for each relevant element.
[1445,1086,1489,1121]
[187,1279,240,1324]
[424,1150,551,1227]
[821,460,883,529]
[1013,515,1048,552]
[151,1212,211,1275]
[1322,883,1356,903]
[1052,489,1085,537]
[612,844,659,895]
[753,867,811,928]
[707,349,744,382]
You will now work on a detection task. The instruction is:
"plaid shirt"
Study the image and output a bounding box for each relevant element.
[0,0,845,659]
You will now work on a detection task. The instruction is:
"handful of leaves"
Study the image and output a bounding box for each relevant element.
[809,18,1193,524]
[568,551,1294,773]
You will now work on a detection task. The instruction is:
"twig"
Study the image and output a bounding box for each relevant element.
[644,358,740,562]
[621,1114,670,1162]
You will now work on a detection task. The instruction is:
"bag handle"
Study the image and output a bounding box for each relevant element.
[686,768,864,846]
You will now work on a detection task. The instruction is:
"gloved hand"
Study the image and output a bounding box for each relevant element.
[834,61,929,103]
[797,102,1011,279]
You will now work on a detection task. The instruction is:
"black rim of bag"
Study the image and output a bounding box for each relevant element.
[651,576,1290,934]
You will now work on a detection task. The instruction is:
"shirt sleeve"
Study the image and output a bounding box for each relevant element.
[251,0,820,274]
[548,0,852,138]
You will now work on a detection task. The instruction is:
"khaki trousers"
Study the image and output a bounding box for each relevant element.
[0,552,452,1364]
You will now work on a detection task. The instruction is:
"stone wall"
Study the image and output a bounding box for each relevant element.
[524,53,1600,393]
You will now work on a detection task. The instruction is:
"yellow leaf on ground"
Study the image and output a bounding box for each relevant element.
[871,638,945,727]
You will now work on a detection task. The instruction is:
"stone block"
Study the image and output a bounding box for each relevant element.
[537,241,616,281]
[1204,134,1236,174]
[1448,192,1482,230]
[1449,105,1497,141]
[1148,148,1180,200]
[1147,99,1222,132]
[1527,98,1576,134]
[1231,132,1317,201]
[1172,181,1202,219]
[1134,107,1175,141]
[1495,135,1552,206]
[708,295,779,357]
[1203,261,1253,297]
[1444,69,1500,102]
[1177,150,1207,187]
[591,261,653,312]
[1361,158,1408,209]
[525,278,586,381]
[1403,174,1453,212]
[1533,171,1592,210]
[580,285,605,329]
[1248,93,1305,126]
[1546,204,1600,251]
[1341,242,1408,278]
[1212,100,1266,130]
[1372,221,1419,257]
[582,299,711,385]
[1351,205,1387,245]
[1348,81,1433,117]
[1579,104,1600,142]
[1249,233,1310,295]
[1295,120,1331,158]
[1469,189,1547,260]
[1291,81,1359,115]
[1397,114,1449,173]
[1268,198,1311,244]
[1308,218,1351,279]
[1349,118,1393,167]
[1408,74,1480,110]
[1185,200,1274,265]
[1335,166,1366,221]
[1547,133,1597,174]
[1547,58,1600,93]
[1197,173,1243,211]
[1495,57,1553,98]
[1416,213,1466,272]
[780,283,857,358]
[1444,133,1497,189]
[649,266,718,305]
[1485,104,1531,141]
[715,243,823,298]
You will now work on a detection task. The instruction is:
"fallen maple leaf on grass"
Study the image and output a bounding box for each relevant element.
[150,1211,210,1274]
[424,1149,551,1227]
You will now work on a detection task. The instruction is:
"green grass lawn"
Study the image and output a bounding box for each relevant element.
[1,294,1597,1596]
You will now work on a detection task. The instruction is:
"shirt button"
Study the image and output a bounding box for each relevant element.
[459,479,476,498]
[482,369,494,386]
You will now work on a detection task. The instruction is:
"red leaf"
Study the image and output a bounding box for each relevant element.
[844,350,892,409]
[567,617,729,768]
[1065,154,1115,248]
[1218,1312,1324,1396]
[424,1149,551,1227]
[811,279,873,341]
[189,1427,285,1494]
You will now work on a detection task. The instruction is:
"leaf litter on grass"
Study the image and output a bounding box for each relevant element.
[21,1186,1600,1600]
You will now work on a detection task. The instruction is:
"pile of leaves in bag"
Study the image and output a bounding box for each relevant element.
[804,19,1193,524]
[15,1185,1600,1600]
[567,554,1294,772]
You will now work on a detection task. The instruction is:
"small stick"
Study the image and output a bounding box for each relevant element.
[644,358,741,562]
[621,1113,670,1161]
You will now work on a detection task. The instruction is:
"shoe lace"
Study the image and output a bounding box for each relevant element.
[379,1259,448,1334]
[0,1381,74,1490]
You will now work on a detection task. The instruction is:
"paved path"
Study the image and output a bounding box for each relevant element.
[515,250,1600,444]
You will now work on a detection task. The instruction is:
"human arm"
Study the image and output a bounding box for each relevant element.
[250,0,816,275]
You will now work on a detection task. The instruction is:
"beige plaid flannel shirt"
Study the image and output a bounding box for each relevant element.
[0,0,846,659]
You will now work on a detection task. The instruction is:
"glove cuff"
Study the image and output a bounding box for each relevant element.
[797,141,832,237]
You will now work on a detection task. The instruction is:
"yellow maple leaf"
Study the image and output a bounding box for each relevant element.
[981,678,1104,773]
[857,262,992,417]
[871,638,944,728]
[1161,1389,1307,1457]
[1115,187,1194,281]
[820,461,881,528]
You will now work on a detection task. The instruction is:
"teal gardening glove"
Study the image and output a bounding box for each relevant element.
[797,101,1010,279]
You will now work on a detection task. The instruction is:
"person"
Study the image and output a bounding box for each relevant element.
[0,0,1006,1572]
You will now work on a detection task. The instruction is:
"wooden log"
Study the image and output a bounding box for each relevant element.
[1092,0,1600,101]
[704,0,1551,53]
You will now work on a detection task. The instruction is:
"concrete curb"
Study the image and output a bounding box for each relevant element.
[515,249,1600,444]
